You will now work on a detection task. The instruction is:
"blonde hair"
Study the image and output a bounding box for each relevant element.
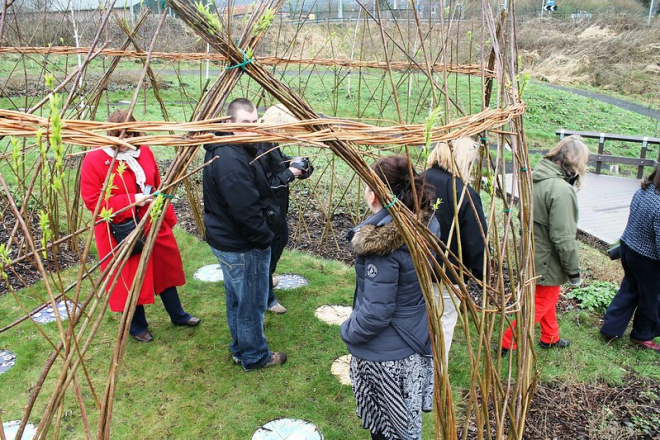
[545,135,590,189]
[426,137,479,181]
[260,103,299,125]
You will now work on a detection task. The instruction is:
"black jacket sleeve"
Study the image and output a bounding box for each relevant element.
[456,185,488,280]
[269,167,295,191]
[216,150,273,248]
[261,144,295,190]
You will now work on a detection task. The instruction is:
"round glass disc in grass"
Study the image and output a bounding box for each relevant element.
[252,418,323,440]
[30,300,79,324]
[314,305,352,325]
[273,273,309,290]
[2,421,38,439]
[0,350,16,375]
[193,264,223,282]
[331,355,352,386]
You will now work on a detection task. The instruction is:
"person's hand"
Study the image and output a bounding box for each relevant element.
[288,166,303,177]
[288,157,304,177]
[568,275,583,287]
[134,193,152,207]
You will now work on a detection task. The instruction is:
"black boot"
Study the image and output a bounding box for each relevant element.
[159,287,199,326]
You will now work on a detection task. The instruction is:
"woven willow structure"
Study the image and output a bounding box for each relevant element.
[0,0,538,438]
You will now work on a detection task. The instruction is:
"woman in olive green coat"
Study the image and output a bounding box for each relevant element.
[501,135,589,353]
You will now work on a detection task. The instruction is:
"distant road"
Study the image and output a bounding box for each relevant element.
[544,83,660,121]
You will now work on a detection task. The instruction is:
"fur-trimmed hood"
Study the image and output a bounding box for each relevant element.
[350,211,434,257]
[351,221,404,257]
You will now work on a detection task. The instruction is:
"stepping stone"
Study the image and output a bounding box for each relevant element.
[273,273,309,290]
[193,264,223,282]
[314,305,352,325]
[331,355,352,386]
[0,350,16,375]
[2,421,37,439]
[30,300,79,324]
[252,418,323,439]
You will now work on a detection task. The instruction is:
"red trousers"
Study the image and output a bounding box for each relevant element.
[501,284,561,350]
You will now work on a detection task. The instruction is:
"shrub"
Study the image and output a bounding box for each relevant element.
[566,281,619,313]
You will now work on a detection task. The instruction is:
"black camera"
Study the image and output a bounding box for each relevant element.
[607,244,621,260]
[291,157,314,180]
[265,208,278,229]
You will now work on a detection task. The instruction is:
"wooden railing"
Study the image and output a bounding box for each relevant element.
[556,129,660,178]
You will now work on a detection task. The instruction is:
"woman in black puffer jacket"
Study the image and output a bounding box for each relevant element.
[341,156,440,440]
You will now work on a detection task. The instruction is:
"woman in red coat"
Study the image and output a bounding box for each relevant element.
[81,110,200,342]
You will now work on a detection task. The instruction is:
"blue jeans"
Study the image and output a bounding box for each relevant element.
[211,246,272,370]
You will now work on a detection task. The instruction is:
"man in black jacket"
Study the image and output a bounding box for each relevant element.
[257,142,301,314]
[203,98,287,370]
[258,104,314,314]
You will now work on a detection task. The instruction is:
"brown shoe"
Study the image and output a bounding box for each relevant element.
[263,352,287,368]
[133,331,153,343]
[630,338,660,352]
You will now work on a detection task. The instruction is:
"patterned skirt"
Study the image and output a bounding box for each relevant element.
[349,354,434,440]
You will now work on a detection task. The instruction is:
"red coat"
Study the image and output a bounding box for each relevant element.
[80,146,185,312]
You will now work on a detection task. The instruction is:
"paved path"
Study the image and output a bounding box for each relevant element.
[572,174,640,244]
[505,173,640,245]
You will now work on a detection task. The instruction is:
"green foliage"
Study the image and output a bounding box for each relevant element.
[38,210,52,259]
[432,197,443,211]
[423,106,443,156]
[47,93,64,192]
[195,1,221,34]
[103,174,117,202]
[518,71,531,97]
[149,195,165,221]
[254,9,275,35]
[10,137,22,174]
[0,244,11,281]
[37,128,47,180]
[99,207,113,223]
[44,73,54,90]
[116,161,127,176]
[566,281,618,313]
[630,413,660,438]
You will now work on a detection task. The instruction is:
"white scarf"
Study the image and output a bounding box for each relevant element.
[103,147,146,193]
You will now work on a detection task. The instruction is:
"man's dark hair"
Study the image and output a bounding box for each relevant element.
[226,98,256,122]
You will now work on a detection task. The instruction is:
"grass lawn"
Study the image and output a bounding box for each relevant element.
[1,228,659,438]
[0,229,425,438]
